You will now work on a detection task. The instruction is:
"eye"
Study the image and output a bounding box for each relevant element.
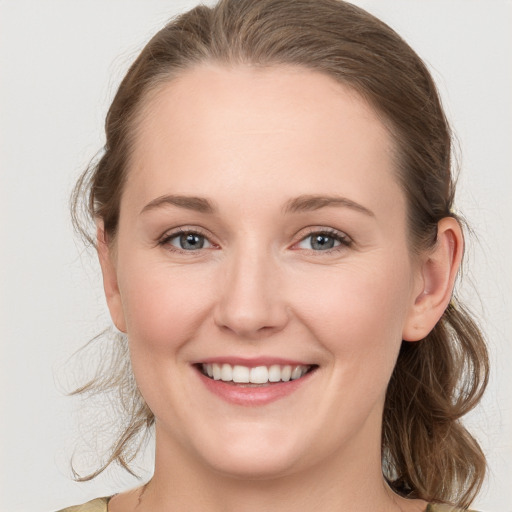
[296,230,350,251]
[161,230,213,251]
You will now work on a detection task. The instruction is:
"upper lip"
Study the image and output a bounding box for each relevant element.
[192,356,315,367]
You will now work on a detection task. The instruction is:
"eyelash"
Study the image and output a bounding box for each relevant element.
[158,227,214,254]
[295,228,352,253]
[158,227,352,254]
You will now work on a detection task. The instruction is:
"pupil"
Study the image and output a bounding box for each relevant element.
[312,234,334,250]
[180,233,204,250]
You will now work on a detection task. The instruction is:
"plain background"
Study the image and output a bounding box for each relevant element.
[1,1,511,510]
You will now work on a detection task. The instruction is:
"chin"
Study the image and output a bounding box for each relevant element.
[195,428,308,480]
[207,454,302,481]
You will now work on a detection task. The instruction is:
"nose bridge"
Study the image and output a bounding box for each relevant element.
[214,238,288,338]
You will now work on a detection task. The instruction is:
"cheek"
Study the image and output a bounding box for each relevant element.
[293,257,413,371]
[117,258,215,356]
[290,259,415,443]
[116,258,218,425]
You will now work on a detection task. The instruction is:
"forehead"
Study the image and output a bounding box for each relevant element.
[125,64,403,218]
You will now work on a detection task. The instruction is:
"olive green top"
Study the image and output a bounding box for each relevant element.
[55,497,478,512]
[56,498,110,512]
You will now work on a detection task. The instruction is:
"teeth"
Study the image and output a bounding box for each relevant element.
[221,363,232,382]
[201,363,311,384]
[291,366,303,380]
[232,365,250,383]
[268,364,281,382]
[212,363,222,380]
[250,366,268,384]
[281,365,292,382]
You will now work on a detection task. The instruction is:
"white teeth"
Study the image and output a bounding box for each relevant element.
[268,364,281,382]
[232,365,250,383]
[281,365,292,382]
[212,363,222,380]
[221,363,232,382]
[201,363,311,384]
[250,366,269,384]
[291,366,303,380]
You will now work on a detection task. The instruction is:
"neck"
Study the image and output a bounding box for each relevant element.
[132,418,420,512]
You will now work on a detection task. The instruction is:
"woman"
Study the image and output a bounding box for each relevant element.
[60,0,489,510]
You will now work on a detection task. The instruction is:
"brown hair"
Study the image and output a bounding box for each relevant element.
[71,0,489,507]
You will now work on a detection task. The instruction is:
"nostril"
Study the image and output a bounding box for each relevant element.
[217,322,285,340]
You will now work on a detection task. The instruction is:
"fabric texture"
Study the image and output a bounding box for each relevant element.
[55,497,477,512]
[55,497,110,512]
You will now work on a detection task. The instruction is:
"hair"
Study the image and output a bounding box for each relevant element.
[71,0,489,507]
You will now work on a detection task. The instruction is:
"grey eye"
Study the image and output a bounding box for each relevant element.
[309,234,337,250]
[169,232,211,250]
[297,232,346,251]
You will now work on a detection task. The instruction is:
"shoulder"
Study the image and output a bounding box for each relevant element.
[54,497,110,512]
[427,504,480,512]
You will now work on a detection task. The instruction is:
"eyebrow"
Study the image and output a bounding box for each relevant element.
[140,194,217,215]
[140,193,374,217]
[283,194,375,217]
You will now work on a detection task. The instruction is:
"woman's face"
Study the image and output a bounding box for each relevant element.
[102,65,425,478]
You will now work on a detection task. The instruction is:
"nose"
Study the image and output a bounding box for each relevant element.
[214,247,290,339]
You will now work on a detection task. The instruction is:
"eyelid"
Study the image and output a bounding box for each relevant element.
[291,227,352,251]
[158,226,218,251]
[156,225,352,253]
[296,226,351,241]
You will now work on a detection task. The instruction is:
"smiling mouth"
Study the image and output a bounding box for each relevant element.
[197,363,317,386]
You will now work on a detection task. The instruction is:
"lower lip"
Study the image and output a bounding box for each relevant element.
[195,368,315,406]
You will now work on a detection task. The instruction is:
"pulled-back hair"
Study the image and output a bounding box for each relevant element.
[71,0,489,507]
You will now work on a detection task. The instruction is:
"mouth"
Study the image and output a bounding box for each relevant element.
[196,362,318,386]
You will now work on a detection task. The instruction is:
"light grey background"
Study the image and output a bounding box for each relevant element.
[1,1,510,510]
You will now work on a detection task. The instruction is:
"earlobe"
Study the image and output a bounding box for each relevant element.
[96,223,127,333]
[402,217,464,342]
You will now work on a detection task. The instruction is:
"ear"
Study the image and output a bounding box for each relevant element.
[96,223,127,333]
[402,217,464,342]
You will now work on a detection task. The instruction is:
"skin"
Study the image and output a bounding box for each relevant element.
[99,64,463,512]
